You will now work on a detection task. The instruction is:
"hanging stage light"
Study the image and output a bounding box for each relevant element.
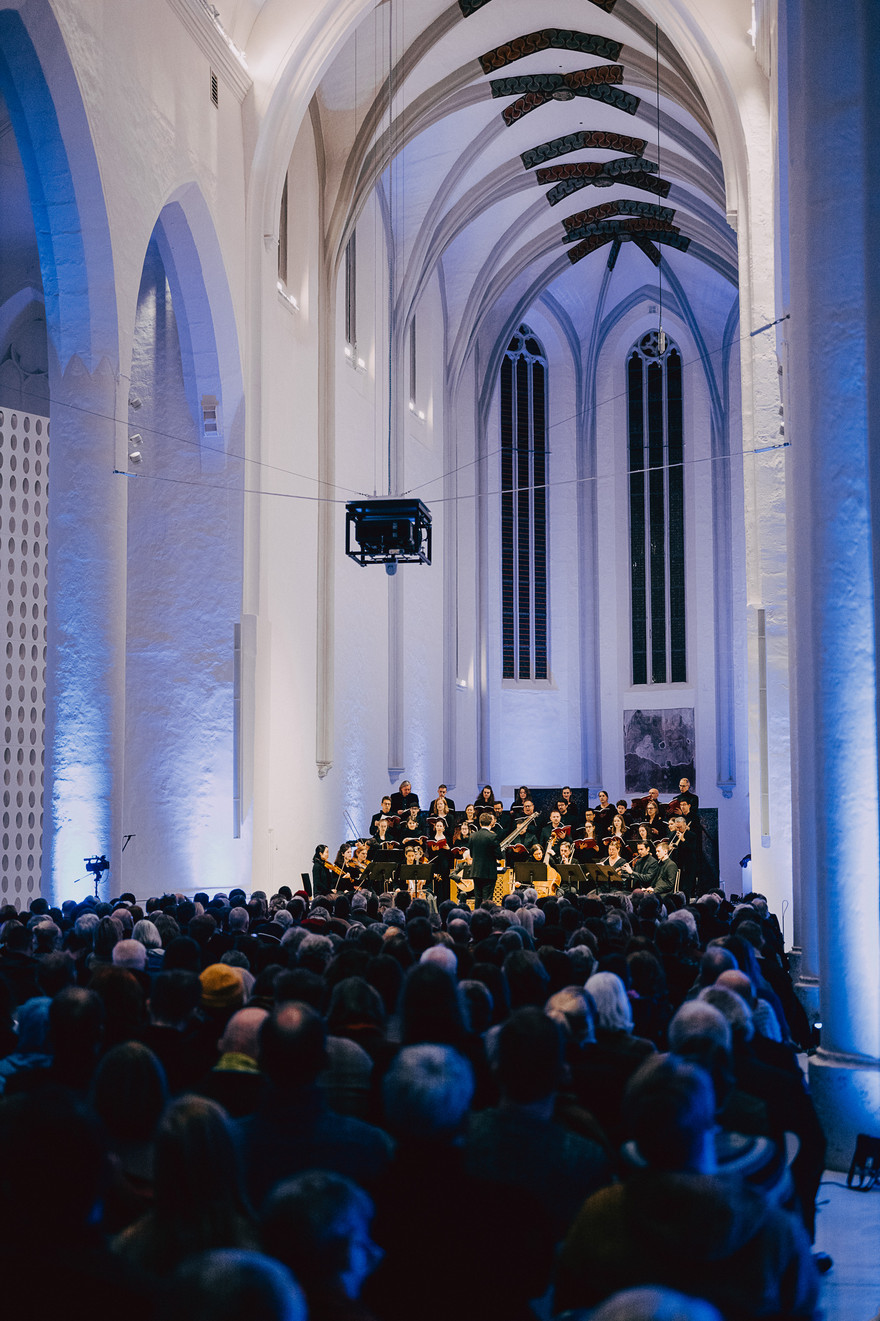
[345,499,432,575]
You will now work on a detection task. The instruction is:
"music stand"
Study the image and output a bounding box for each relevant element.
[364,859,399,891]
[399,863,432,894]
[582,862,620,893]
[556,863,589,892]
[513,861,548,889]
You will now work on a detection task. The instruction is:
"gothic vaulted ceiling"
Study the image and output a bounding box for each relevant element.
[242,0,738,378]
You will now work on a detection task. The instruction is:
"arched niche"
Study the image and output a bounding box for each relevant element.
[122,185,248,897]
[0,4,122,904]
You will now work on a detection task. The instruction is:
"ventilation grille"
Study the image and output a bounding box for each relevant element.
[0,409,48,907]
[210,69,219,107]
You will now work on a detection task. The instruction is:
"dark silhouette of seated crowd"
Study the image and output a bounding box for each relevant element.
[0,880,824,1320]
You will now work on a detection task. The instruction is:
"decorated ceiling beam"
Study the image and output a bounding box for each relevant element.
[562,199,677,239]
[490,68,640,126]
[522,130,647,169]
[562,215,680,245]
[461,0,616,15]
[479,29,622,73]
[540,159,671,205]
[567,229,691,265]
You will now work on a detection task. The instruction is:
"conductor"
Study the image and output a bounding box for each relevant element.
[469,812,502,907]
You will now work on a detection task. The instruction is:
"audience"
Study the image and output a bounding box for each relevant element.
[0,878,822,1320]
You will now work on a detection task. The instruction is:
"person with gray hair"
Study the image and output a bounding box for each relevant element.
[585,1286,722,1321]
[574,974,656,1147]
[228,907,249,934]
[112,939,148,972]
[419,944,457,976]
[382,1043,474,1142]
[668,999,732,1056]
[367,1037,556,1321]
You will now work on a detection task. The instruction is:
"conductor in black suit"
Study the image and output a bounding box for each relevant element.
[470,813,502,907]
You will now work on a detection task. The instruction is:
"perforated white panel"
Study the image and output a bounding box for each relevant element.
[0,409,48,908]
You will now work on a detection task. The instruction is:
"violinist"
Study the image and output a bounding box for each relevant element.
[312,844,337,897]
[344,840,371,888]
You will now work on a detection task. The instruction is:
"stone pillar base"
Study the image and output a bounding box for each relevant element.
[788,949,821,1024]
[809,1049,880,1171]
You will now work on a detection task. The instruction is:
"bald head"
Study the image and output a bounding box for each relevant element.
[717,969,754,1003]
[219,1006,270,1062]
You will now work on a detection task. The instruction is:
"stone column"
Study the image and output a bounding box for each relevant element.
[44,357,128,904]
[783,0,880,1168]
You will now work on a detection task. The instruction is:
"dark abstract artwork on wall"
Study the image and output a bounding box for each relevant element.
[623,707,695,794]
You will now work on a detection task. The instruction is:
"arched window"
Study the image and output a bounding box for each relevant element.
[501,325,548,680]
[627,330,685,685]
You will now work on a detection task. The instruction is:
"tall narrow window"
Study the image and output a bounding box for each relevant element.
[408,315,417,408]
[277,173,289,287]
[501,325,548,681]
[627,330,685,684]
[344,232,357,351]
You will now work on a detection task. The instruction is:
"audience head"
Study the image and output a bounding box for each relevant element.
[496,1007,564,1104]
[545,986,596,1046]
[260,1002,328,1090]
[218,1006,270,1061]
[91,1040,169,1144]
[166,1250,306,1321]
[586,971,634,1033]
[587,1287,722,1321]
[699,984,754,1041]
[382,1043,475,1141]
[112,938,147,971]
[624,1055,716,1173]
[261,1172,380,1302]
[668,1000,732,1056]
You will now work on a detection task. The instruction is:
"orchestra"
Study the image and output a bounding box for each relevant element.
[307,781,706,905]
